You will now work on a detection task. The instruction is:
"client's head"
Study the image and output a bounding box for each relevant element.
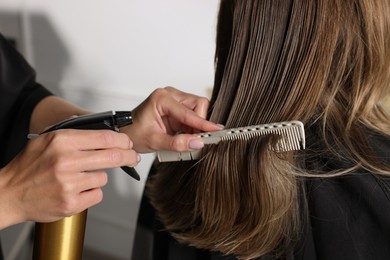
[147,0,390,259]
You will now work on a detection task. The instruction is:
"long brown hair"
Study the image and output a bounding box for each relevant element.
[147,0,390,259]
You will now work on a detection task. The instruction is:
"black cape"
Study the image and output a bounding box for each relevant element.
[133,130,390,260]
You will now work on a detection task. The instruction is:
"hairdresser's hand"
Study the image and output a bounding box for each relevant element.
[124,87,222,153]
[0,129,138,229]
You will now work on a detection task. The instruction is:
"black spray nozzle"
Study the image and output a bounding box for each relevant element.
[114,111,133,128]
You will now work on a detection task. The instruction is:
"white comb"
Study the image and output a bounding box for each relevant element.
[157,120,305,162]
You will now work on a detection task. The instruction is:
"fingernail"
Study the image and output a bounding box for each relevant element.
[129,140,134,149]
[217,124,225,129]
[137,154,141,162]
[189,139,204,150]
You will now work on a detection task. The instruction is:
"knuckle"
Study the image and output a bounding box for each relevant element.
[171,136,186,152]
[120,133,132,148]
[56,181,73,196]
[49,157,66,174]
[58,197,76,216]
[50,154,72,174]
[109,150,124,165]
[152,87,168,99]
[164,86,175,92]
[198,96,210,106]
[181,109,192,125]
[101,130,116,147]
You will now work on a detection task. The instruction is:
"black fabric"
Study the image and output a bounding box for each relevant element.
[0,33,52,167]
[302,132,390,260]
[0,32,52,259]
[133,131,390,260]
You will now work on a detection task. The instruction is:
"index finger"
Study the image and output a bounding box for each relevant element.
[161,101,222,132]
[165,87,210,119]
[44,129,132,151]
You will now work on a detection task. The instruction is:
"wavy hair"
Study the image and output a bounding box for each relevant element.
[147,0,390,259]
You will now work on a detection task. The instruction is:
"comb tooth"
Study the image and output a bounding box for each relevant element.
[283,128,289,151]
[294,128,299,149]
[296,126,302,149]
[292,126,300,150]
[287,127,296,151]
[284,128,291,151]
[283,129,289,151]
[279,129,286,151]
[274,128,281,151]
[295,127,301,149]
[286,128,294,151]
[276,126,291,152]
[290,128,296,150]
[290,128,297,150]
[292,128,298,149]
[280,128,289,151]
[293,128,298,150]
[279,128,288,152]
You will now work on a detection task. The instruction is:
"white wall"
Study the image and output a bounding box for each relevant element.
[0,1,219,259]
[25,0,219,98]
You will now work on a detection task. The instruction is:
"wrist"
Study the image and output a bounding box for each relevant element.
[0,166,26,229]
[120,108,144,152]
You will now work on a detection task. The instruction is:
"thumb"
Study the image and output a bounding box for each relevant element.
[153,133,204,152]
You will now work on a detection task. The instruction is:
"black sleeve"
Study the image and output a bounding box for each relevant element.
[0,33,53,167]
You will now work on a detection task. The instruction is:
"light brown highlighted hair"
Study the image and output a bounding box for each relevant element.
[147,0,390,259]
